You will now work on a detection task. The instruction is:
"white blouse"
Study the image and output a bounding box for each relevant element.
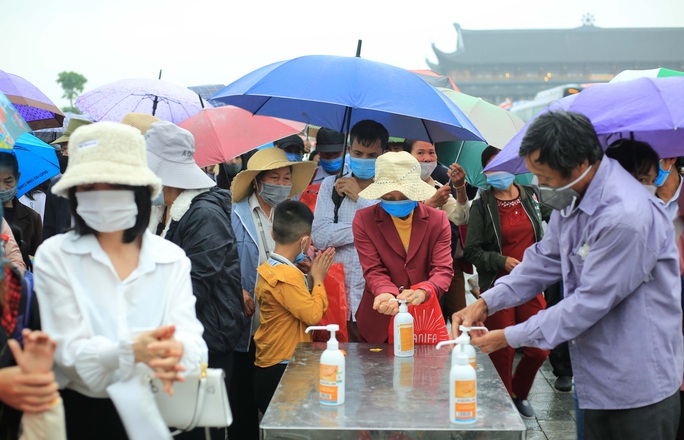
[34,230,208,398]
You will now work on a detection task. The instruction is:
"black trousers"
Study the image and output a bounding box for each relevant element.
[253,363,287,414]
[227,340,260,440]
[544,282,573,377]
[62,388,128,440]
[585,391,680,440]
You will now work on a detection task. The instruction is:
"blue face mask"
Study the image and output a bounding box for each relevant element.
[320,156,343,173]
[285,151,303,162]
[349,157,376,180]
[485,171,516,190]
[380,199,418,218]
[655,161,672,187]
[152,190,165,206]
[293,237,309,264]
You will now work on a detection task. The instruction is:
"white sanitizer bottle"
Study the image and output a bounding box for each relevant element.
[455,325,488,370]
[391,299,414,357]
[305,324,345,405]
[436,340,477,424]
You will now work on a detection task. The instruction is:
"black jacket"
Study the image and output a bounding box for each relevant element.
[165,188,245,355]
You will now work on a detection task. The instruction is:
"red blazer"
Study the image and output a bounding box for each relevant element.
[352,202,454,343]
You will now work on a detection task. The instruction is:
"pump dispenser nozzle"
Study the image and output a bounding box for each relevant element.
[389,298,409,313]
[306,324,340,350]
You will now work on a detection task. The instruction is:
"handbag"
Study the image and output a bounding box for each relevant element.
[148,363,232,433]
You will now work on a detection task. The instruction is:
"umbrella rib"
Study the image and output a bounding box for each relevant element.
[252,97,272,116]
[422,119,434,144]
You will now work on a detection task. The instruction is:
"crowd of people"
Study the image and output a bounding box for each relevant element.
[0,107,681,440]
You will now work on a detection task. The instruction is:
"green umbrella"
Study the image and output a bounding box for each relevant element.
[434,88,530,188]
[436,141,533,189]
[610,67,684,82]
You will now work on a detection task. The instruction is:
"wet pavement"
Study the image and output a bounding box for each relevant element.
[522,357,577,440]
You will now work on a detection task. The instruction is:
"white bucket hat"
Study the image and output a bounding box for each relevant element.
[51,122,162,198]
[145,121,216,190]
[357,151,437,201]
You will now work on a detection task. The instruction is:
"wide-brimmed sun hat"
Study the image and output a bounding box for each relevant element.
[231,147,316,203]
[50,118,92,145]
[120,112,161,135]
[358,151,437,201]
[51,122,162,198]
[145,121,216,190]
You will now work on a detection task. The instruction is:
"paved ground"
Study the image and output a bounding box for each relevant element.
[523,357,577,440]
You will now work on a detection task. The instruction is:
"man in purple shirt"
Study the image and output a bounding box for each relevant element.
[454,111,683,440]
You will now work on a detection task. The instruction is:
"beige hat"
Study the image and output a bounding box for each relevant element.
[50,118,92,145]
[231,147,316,203]
[358,151,437,201]
[120,112,161,135]
[51,122,162,198]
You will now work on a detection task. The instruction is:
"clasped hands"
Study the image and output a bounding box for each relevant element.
[133,325,185,395]
[372,289,427,316]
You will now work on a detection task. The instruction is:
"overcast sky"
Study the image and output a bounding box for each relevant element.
[3,0,684,109]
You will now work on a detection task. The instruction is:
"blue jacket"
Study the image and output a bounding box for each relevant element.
[231,197,260,352]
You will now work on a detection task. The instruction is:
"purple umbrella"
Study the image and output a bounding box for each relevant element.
[75,78,211,124]
[0,70,65,130]
[486,76,684,174]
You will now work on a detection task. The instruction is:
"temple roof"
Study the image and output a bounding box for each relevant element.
[428,24,684,69]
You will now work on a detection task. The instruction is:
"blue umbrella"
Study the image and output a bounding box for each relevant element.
[8,133,60,198]
[211,55,483,144]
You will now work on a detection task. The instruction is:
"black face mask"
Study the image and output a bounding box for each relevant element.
[58,154,69,174]
[222,162,241,179]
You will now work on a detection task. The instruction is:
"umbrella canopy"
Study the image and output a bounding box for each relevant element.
[9,133,60,198]
[0,70,65,130]
[0,91,31,150]
[179,106,305,167]
[75,78,212,124]
[211,55,483,144]
[611,67,684,83]
[438,88,525,149]
[486,76,684,174]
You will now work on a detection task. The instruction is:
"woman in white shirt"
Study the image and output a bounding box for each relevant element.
[33,122,208,440]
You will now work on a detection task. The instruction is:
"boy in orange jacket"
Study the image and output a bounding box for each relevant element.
[253,200,335,413]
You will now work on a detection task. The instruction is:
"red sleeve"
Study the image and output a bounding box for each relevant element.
[425,211,455,297]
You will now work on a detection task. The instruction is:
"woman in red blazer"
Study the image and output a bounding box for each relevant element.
[352,151,454,343]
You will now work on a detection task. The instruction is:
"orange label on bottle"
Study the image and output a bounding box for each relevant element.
[320,364,338,383]
[454,380,476,422]
[399,324,414,352]
[320,384,339,403]
[469,358,476,370]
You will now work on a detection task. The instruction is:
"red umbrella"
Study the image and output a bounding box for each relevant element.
[180,106,305,167]
[409,69,459,91]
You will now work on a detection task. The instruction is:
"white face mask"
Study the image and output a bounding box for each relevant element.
[420,161,438,180]
[76,190,138,233]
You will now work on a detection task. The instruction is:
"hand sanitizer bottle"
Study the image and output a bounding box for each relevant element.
[455,325,488,369]
[305,324,345,405]
[436,341,477,424]
[390,298,414,357]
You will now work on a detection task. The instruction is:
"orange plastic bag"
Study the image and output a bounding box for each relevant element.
[299,183,321,213]
[388,292,449,345]
[312,262,349,343]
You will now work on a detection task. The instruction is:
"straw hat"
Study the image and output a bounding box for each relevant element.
[357,151,436,201]
[145,121,216,190]
[120,112,161,135]
[50,118,92,145]
[51,122,162,198]
[231,147,316,203]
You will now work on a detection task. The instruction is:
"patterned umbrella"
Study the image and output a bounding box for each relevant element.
[610,67,684,83]
[0,70,65,130]
[0,91,31,150]
[75,78,211,124]
[32,112,92,144]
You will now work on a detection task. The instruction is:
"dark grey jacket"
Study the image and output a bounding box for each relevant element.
[165,187,246,355]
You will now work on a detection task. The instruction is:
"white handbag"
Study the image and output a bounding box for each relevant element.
[148,363,233,433]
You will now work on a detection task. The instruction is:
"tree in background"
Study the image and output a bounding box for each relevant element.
[56,71,87,113]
